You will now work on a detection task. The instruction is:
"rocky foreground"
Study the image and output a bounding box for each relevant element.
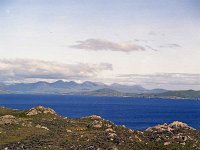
[0,106,199,150]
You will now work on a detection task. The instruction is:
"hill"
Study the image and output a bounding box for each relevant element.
[0,106,199,149]
[149,90,200,99]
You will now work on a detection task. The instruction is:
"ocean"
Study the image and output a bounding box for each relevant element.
[0,94,200,130]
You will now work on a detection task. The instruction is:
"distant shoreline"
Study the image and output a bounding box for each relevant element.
[0,93,199,101]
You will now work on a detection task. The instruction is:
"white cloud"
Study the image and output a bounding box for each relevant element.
[0,59,113,82]
[114,73,200,90]
[70,39,146,52]
[0,59,200,90]
[159,43,181,48]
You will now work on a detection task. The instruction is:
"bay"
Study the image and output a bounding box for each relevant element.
[0,94,200,130]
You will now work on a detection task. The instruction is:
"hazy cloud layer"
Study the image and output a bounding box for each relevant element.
[70,39,146,52]
[0,59,199,90]
[115,73,200,90]
[133,38,181,51]
[145,45,158,51]
[0,59,112,82]
[159,43,181,48]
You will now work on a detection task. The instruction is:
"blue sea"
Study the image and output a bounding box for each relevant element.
[0,94,200,130]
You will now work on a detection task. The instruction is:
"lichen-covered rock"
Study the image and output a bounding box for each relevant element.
[169,121,195,130]
[92,123,102,128]
[105,128,115,133]
[145,121,194,132]
[26,106,56,116]
[35,124,49,130]
[0,115,19,125]
[91,120,103,128]
[164,141,171,146]
[144,121,199,148]
[86,115,102,120]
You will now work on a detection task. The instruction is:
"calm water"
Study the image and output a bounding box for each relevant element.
[0,94,200,130]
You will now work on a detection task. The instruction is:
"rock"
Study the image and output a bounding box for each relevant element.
[88,115,102,120]
[145,124,168,132]
[180,142,186,145]
[169,121,195,130]
[164,141,171,146]
[156,138,161,141]
[27,106,56,116]
[135,135,142,142]
[108,133,117,138]
[128,129,134,133]
[92,124,102,128]
[112,145,118,150]
[66,129,72,133]
[0,115,19,125]
[182,136,187,141]
[105,128,115,133]
[145,121,195,132]
[36,124,49,130]
[92,120,103,128]
[22,122,32,127]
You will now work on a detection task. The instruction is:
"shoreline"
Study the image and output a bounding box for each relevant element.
[0,93,200,100]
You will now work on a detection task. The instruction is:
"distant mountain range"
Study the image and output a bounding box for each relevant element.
[0,80,166,94]
[0,80,200,99]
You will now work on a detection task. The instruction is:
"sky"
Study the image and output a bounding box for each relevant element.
[0,0,200,90]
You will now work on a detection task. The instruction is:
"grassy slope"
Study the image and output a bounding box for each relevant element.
[0,106,200,149]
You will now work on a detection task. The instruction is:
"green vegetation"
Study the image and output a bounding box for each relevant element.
[155,90,200,99]
[0,106,199,149]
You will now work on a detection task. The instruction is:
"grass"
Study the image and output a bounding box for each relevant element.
[0,106,199,149]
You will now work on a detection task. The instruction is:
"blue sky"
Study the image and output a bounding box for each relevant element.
[0,0,200,90]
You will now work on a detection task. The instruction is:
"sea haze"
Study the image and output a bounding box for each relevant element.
[0,94,200,130]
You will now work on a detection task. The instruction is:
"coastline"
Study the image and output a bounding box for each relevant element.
[0,93,199,100]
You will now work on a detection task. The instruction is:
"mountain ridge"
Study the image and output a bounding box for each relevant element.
[1,80,166,94]
[1,80,200,99]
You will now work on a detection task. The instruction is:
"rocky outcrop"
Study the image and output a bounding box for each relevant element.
[85,115,102,120]
[92,120,103,128]
[0,115,19,125]
[26,106,57,116]
[145,121,195,132]
[145,121,198,147]
[35,124,49,130]
[169,121,195,130]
